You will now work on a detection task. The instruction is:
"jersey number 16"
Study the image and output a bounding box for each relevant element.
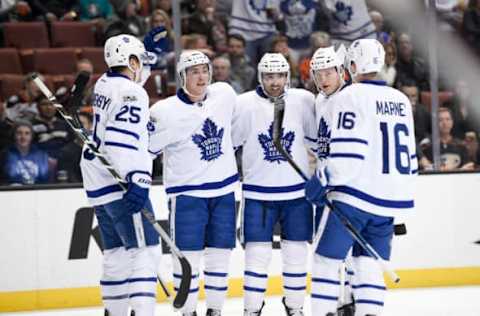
[379,122,411,174]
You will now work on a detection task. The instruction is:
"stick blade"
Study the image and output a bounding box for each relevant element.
[172,256,192,309]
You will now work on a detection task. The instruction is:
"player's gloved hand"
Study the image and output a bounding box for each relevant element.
[123,183,149,215]
[305,168,329,207]
[143,26,169,54]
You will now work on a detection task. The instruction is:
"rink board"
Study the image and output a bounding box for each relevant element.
[1,173,480,311]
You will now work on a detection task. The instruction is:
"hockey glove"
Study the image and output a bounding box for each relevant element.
[305,168,330,208]
[143,26,169,54]
[123,183,149,215]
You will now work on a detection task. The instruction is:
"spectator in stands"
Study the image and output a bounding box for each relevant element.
[400,81,432,146]
[229,0,277,64]
[212,56,243,93]
[0,121,52,185]
[155,0,171,17]
[183,33,215,58]
[5,72,43,123]
[464,131,480,167]
[462,0,480,53]
[77,58,94,75]
[78,0,113,21]
[227,34,256,92]
[378,42,397,86]
[417,144,433,171]
[298,31,331,91]
[445,79,479,138]
[272,0,330,63]
[20,0,78,21]
[0,0,15,22]
[0,101,13,152]
[56,111,92,183]
[424,107,474,171]
[31,96,72,159]
[369,10,391,43]
[116,1,147,38]
[183,0,228,54]
[271,35,299,87]
[395,32,430,91]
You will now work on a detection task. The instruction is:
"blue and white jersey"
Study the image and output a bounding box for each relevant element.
[149,82,239,198]
[318,80,417,217]
[232,87,316,201]
[325,0,375,44]
[80,72,152,206]
[229,0,277,41]
[280,0,318,49]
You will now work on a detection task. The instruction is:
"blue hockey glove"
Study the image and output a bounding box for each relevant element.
[143,26,169,54]
[123,183,149,215]
[305,169,329,207]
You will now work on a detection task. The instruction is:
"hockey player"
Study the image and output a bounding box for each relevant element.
[309,45,355,316]
[305,39,417,316]
[79,34,161,316]
[149,50,239,316]
[232,53,316,316]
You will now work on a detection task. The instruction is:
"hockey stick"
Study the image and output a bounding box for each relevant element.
[32,74,192,308]
[66,72,174,304]
[271,96,400,283]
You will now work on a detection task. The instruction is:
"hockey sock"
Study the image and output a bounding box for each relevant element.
[101,247,130,316]
[204,247,232,310]
[311,254,343,316]
[281,240,308,309]
[174,250,202,314]
[352,256,386,316]
[128,245,161,316]
[244,242,272,312]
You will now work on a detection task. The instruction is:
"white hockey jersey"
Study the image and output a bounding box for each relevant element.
[232,87,316,201]
[325,0,376,44]
[317,80,417,217]
[80,72,152,206]
[149,82,239,197]
[229,0,277,41]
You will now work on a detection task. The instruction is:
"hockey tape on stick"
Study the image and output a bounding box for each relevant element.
[32,74,192,308]
[271,96,400,283]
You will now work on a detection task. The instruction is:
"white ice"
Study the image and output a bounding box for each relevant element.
[2,286,479,316]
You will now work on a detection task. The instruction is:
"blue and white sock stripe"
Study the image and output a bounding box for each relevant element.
[356,299,384,306]
[204,271,228,277]
[100,277,157,285]
[245,271,268,278]
[311,278,341,285]
[102,294,129,300]
[311,277,341,301]
[352,283,386,290]
[311,293,338,301]
[284,285,307,291]
[282,272,307,278]
[283,272,307,291]
[173,273,199,280]
[174,287,199,293]
[204,285,228,291]
[244,285,266,293]
[102,292,156,300]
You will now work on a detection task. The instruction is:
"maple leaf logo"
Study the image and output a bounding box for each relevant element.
[258,122,295,163]
[192,118,224,161]
[333,1,353,25]
[249,0,267,15]
[317,117,331,159]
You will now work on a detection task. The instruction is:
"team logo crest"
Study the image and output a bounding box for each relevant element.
[317,117,331,159]
[333,1,353,25]
[249,0,268,14]
[258,122,295,163]
[192,118,224,161]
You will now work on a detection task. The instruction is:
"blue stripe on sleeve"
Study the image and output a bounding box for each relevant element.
[242,182,305,193]
[334,186,414,209]
[330,137,368,145]
[104,141,138,151]
[330,153,365,160]
[106,126,140,140]
[166,174,239,194]
[86,184,123,198]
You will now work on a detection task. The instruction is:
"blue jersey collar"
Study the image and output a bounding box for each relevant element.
[106,71,130,81]
[359,79,387,86]
[255,86,268,99]
[176,88,207,105]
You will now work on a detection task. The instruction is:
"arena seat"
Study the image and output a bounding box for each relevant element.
[0,74,24,101]
[3,22,49,49]
[50,22,96,48]
[80,47,108,73]
[0,48,23,74]
[144,71,167,102]
[33,49,77,75]
[420,91,454,111]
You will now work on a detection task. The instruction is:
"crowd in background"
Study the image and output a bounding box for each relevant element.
[0,0,479,186]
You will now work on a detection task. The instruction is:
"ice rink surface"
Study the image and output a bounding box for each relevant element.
[2,286,479,316]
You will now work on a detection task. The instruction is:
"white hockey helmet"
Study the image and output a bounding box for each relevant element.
[177,50,212,90]
[347,38,385,77]
[104,34,156,69]
[257,53,290,93]
[310,46,342,72]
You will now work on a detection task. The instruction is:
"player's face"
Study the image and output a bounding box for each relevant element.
[185,64,210,95]
[261,72,288,97]
[313,67,341,96]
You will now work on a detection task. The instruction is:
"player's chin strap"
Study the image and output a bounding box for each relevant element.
[31,74,192,310]
[271,94,401,284]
